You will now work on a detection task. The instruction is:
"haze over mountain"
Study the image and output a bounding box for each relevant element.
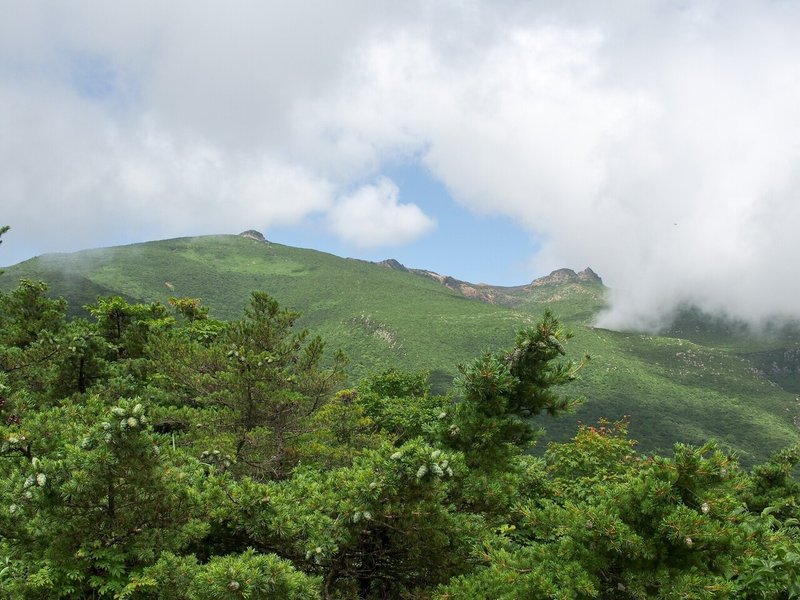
[4,2,800,331]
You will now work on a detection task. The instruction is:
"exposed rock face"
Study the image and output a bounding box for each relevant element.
[532,267,602,286]
[533,268,578,286]
[369,257,603,306]
[239,230,269,243]
[412,270,500,303]
[377,258,408,272]
[577,267,602,284]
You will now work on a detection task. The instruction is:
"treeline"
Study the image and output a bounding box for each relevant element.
[0,274,799,598]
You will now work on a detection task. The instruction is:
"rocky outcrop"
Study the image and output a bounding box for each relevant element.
[377,258,408,272]
[368,256,603,306]
[532,267,602,286]
[577,267,602,284]
[407,270,500,303]
[239,230,269,243]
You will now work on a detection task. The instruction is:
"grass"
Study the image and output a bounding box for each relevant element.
[2,233,798,463]
[548,327,798,463]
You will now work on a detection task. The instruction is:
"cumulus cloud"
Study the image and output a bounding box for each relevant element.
[3,1,800,328]
[0,84,333,254]
[300,2,800,329]
[0,0,400,259]
[328,178,435,248]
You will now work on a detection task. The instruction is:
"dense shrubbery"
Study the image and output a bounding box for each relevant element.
[0,266,798,597]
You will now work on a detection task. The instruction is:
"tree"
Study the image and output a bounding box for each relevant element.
[436,423,800,599]
[148,292,346,480]
[0,397,207,597]
[168,297,209,323]
[87,297,172,360]
[0,224,8,276]
[121,549,321,599]
[446,310,586,471]
[210,438,476,600]
[48,318,110,397]
[0,279,66,351]
[0,280,68,418]
[355,369,446,445]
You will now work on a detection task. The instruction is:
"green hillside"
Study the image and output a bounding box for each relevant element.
[2,233,798,463]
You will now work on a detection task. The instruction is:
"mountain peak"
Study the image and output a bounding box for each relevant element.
[532,267,602,286]
[377,258,408,272]
[577,267,602,284]
[239,230,269,243]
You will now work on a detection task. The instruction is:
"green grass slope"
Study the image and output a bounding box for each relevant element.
[2,233,798,463]
[2,235,532,386]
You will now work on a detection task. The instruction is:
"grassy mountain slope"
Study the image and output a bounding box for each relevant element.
[663,306,800,396]
[2,233,798,463]
[2,236,532,388]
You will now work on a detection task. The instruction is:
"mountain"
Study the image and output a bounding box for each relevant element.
[372,258,605,319]
[2,232,798,463]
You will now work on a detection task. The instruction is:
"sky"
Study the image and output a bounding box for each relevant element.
[2,0,800,330]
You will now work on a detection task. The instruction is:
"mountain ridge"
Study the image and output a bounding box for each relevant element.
[368,252,604,306]
[2,232,798,462]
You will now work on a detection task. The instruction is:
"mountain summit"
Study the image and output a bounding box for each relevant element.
[533,267,602,286]
[238,229,269,243]
[372,261,605,306]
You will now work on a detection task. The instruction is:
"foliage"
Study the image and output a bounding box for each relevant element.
[355,369,446,444]
[437,428,800,599]
[0,266,797,598]
[0,397,207,597]
[213,439,477,599]
[746,444,800,522]
[148,291,346,480]
[3,233,797,461]
[0,224,8,276]
[87,296,172,360]
[447,310,585,469]
[122,549,321,599]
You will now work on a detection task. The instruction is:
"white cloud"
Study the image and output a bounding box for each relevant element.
[300,4,800,328]
[4,1,800,328]
[111,126,335,232]
[0,83,333,256]
[0,0,416,262]
[328,178,435,248]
